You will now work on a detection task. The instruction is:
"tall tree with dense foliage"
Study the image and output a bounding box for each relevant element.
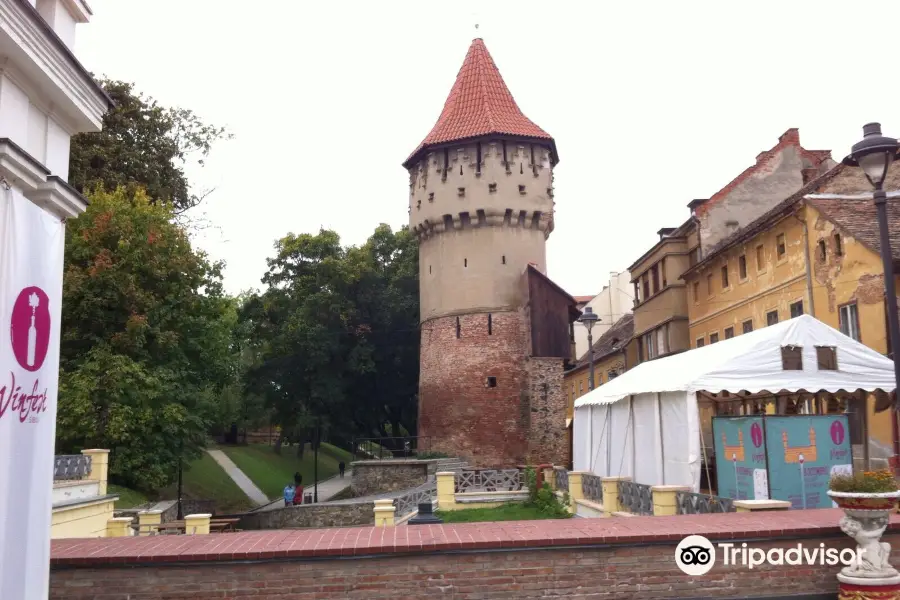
[68,79,231,213]
[56,188,238,490]
[243,225,419,452]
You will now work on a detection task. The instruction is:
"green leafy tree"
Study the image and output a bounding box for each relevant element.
[68,79,231,214]
[243,224,419,454]
[56,188,238,490]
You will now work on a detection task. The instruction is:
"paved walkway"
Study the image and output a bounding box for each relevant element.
[206,449,269,506]
[254,470,353,512]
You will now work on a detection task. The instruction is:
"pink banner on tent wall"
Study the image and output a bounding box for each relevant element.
[0,188,66,600]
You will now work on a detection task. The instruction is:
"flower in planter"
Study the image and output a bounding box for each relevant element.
[829,469,898,494]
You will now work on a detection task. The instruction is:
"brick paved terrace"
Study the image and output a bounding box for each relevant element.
[51,510,900,599]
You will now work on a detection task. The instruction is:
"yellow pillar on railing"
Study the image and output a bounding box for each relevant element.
[601,477,630,514]
[565,471,586,514]
[543,468,555,490]
[138,509,162,535]
[81,449,109,495]
[106,517,134,537]
[373,499,395,526]
[436,472,457,511]
[184,513,211,534]
[651,485,690,516]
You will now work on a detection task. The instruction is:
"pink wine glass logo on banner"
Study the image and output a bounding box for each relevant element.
[10,287,51,372]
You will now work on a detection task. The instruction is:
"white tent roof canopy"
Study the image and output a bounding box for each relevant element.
[574,314,897,407]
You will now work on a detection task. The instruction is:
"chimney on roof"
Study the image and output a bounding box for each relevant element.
[657,227,677,239]
[688,199,707,216]
[779,128,800,145]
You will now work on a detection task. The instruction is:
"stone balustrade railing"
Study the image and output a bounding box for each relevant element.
[455,468,524,493]
[54,454,92,481]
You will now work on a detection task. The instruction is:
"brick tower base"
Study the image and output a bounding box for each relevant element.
[418,311,568,467]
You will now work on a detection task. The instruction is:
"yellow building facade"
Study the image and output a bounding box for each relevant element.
[683,164,900,463]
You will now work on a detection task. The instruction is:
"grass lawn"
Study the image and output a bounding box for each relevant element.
[218,442,349,501]
[436,503,572,523]
[108,484,149,508]
[159,451,254,514]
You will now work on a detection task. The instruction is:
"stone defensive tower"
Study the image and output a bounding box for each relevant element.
[404,38,571,467]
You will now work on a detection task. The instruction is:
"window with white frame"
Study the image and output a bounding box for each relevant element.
[839,303,860,341]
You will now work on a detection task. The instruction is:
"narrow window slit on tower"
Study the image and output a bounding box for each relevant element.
[488,183,497,193]
[464,258,468,267]
[458,187,465,197]
[519,185,526,195]
[518,210,527,227]
[428,192,434,202]
[456,317,460,338]
[459,212,471,228]
[504,209,513,225]
[488,313,492,335]
[442,148,449,181]
[520,163,524,174]
[429,265,432,274]
[532,211,542,229]
[501,255,506,264]
[502,141,509,172]
[476,142,482,175]
[531,144,537,177]
[486,376,497,388]
[476,209,486,226]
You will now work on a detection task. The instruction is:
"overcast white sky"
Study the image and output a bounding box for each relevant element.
[74,0,900,298]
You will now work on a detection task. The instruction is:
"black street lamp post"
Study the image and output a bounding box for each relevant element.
[578,306,600,391]
[843,123,900,414]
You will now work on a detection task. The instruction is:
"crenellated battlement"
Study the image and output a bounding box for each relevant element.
[408,139,555,239]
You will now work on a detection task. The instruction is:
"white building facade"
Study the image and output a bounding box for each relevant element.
[573,271,633,360]
[0,2,109,599]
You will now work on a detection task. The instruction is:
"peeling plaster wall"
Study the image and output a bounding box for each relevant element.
[698,146,807,252]
[688,215,809,344]
[685,202,894,456]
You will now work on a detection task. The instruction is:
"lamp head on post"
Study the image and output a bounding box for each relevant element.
[842,122,900,190]
[578,306,599,335]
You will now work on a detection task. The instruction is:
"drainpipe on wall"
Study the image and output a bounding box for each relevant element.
[791,213,816,317]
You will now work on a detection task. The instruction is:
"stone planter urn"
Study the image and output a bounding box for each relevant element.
[828,490,900,599]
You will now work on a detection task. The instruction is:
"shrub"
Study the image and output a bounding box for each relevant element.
[829,469,897,494]
[524,467,571,518]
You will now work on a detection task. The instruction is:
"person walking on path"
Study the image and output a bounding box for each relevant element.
[339,461,345,478]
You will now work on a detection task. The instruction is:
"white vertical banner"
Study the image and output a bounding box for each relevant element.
[0,188,66,600]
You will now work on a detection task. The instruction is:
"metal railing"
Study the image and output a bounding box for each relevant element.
[553,467,569,493]
[395,482,437,517]
[351,436,434,461]
[54,455,92,481]
[618,481,653,515]
[455,469,524,493]
[582,474,603,503]
[676,491,736,515]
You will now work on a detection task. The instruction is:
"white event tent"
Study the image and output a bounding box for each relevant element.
[573,314,897,492]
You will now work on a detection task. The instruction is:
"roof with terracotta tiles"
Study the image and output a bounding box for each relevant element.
[403,38,555,168]
[50,509,898,566]
[573,295,596,304]
[807,196,900,262]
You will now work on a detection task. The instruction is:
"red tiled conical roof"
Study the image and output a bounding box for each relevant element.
[403,38,556,168]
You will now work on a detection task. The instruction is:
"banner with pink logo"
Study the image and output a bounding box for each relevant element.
[0,188,66,600]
